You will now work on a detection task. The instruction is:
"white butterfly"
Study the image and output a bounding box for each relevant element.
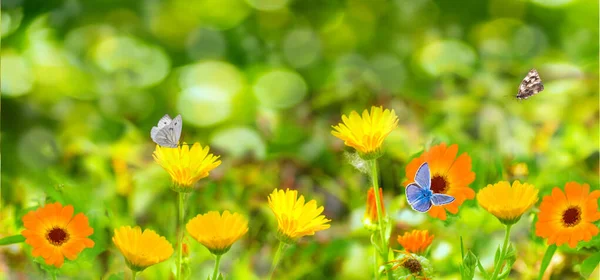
[150,114,182,148]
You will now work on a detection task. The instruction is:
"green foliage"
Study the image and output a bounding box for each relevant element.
[0,235,25,245]
[1,0,598,278]
[581,252,600,278]
[537,245,557,280]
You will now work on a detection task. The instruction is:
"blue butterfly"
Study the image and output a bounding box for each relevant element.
[406,162,455,212]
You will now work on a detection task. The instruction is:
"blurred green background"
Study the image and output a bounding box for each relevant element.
[1,0,599,279]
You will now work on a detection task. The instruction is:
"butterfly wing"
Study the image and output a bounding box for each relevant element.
[157,114,172,129]
[430,193,455,206]
[170,114,182,144]
[151,114,172,138]
[151,128,178,148]
[414,162,431,190]
[517,69,544,99]
[406,183,433,213]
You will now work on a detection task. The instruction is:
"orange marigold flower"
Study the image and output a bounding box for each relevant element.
[535,182,600,248]
[403,143,475,220]
[363,187,385,230]
[397,230,434,254]
[21,202,95,268]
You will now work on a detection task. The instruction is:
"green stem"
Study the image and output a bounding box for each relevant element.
[373,244,378,279]
[52,271,58,280]
[490,224,512,280]
[132,270,138,280]
[212,254,222,280]
[370,160,391,280]
[177,192,186,280]
[269,241,287,279]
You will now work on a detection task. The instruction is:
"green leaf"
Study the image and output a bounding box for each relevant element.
[580,251,600,278]
[0,234,25,245]
[384,217,393,242]
[494,245,501,265]
[460,236,465,259]
[461,250,477,280]
[477,256,489,280]
[537,244,557,280]
[498,245,517,279]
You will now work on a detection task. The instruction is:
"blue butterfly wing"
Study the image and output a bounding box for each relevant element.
[406,183,424,203]
[414,162,431,190]
[411,197,433,213]
[430,193,455,206]
[406,183,433,213]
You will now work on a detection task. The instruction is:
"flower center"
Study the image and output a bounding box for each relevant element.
[430,175,448,194]
[403,258,422,274]
[562,206,581,227]
[46,227,70,246]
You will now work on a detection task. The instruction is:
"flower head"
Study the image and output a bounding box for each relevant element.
[268,189,331,243]
[112,226,174,271]
[153,142,221,192]
[403,143,475,220]
[535,182,600,248]
[331,106,398,159]
[363,187,385,230]
[186,211,248,255]
[477,180,538,225]
[396,230,434,254]
[21,202,95,268]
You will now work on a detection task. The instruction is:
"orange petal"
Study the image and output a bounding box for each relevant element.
[67,213,94,237]
[550,188,567,205]
[564,182,585,205]
[436,144,458,175]
[57,205,74,227]
[428,206,447,220]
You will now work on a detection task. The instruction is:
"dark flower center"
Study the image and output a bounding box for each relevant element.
[430,175,449,194]
[46,227,69,246]
[562,206,581,227]
[403,258,422,274]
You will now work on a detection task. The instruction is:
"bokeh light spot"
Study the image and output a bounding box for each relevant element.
[179,61,245,97]
[93,36,170,89]
[1,52,34,97]
[18,127,60,170]
[283,28,321,68]
[419,40,476,77]
[210,127,266,159]
[253,69,307,109]
[177,86,232,127]
[186,28,227,60]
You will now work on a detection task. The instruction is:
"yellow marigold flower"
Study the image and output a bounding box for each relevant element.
[186,211,248,255]
[331,106,398,159]
[153,142,221,192]
[396,230,434,254]
[363,187,385,230]
[112,226,174,271]
[21,202,95,268]
[477,180,539,225]
[403,143,475,220]
[268,189,331,243]
[535,182,600,248]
